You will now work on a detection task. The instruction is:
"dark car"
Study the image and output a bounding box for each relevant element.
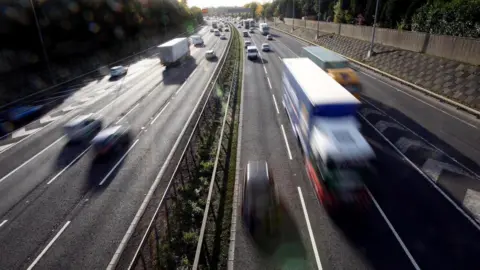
[91,125,131,155]
[242,161,281,239]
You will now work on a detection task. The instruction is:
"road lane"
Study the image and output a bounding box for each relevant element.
[0,31,229,270]
[267,29,480,269]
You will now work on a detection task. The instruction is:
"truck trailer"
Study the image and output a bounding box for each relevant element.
[259,23,270,35]
[157,37,190,68]
[282,57,375,212]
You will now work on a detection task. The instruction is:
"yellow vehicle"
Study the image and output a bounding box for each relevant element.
[301,46,362,99]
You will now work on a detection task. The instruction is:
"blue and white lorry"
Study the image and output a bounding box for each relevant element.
[282,57,375,212]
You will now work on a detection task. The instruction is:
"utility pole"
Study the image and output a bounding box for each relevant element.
[30,0,55,84]
[367,0,380,58]
[292,0,295,30]
[316,0,321,39]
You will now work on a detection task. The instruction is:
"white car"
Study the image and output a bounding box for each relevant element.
[220,34,227,40]
[110,66,127,77]
[214,30,220,36]
[205,49,216,60]
[267,34,273,40]
[64,114,102,142]
[246,46,258,60]
[244,40,252,48]
[261,43,270,51]
[249,29,254,33]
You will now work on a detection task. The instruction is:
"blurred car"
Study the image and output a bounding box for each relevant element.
[243,31,249,37]
[247,46,258,60]
[205,49,216,60]
[64,114,102,142]
[214,29,220,36]
[267,34,273,40]
[210,28,214,32]
[5,105,44,123]
[91,125,131,155]
[238,25,242,28]
[242,161,281,238]
[249,29,254,33]
[244,40,252,48]
[110,66,127,77]
[220,34,227,40]
[224,27,230,32]
[261,43,270,51]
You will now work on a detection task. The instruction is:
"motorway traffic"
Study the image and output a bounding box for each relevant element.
[0,26,231,269]
[232,22,480,270]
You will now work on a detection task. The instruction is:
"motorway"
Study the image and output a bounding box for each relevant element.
[0,26,231,269]
[233,26,480,270]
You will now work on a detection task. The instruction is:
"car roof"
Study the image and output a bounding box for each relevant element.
[247,45,257,50]
[262,43,269,46]
[111,66,123,70]
[206,49,214,53]
[65,113,94,127]
[92,125,124,142]
[246,161,270,191]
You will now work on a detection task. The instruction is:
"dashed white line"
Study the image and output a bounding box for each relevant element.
[263,66,268,74]
[98,139,139,186]
[0,219,7,227]
[150,102,171,125]
[115,103,140,124]
[47,146,92,185]
[26,221,71,270]
[280,124,293,160]
[367,189,421,270]
[297,187,323,270]
[272,94,280,114]
[267,77,273,89]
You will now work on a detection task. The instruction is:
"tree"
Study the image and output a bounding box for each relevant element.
[256,4,264,18]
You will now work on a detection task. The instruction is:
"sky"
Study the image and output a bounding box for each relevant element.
[187,0,271,8]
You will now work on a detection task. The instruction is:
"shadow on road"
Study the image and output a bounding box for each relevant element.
[162,56,198,85]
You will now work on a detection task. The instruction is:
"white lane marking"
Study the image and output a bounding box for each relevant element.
[0,219,7,227]
[359,113,480,231]
[367,189,421,270]
[361,99,480,180]
[98,139,139,186]
[39,115,63,124]
[150,102,171,125]
[359,72,477,129]
[0,143,15,153]
[267,77,272,89]
[272,94,280,114]
[278,56,282,61]
[277,39,299,57]
[47,146,92,185]
[280,124,293,160]
[297,187,323,270]
[0,136,64,184]
[26,221,71,270]
[12,127,43,139]
[115,103,140,124]
[263,66,268,74]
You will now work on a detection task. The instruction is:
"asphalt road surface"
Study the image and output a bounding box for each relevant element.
[0,26,231,270]
[232,26,480,270]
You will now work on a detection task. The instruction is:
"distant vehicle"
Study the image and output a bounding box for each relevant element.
[220,34,227,40]
[64,114,102,142]
[246,46,258,60]
[210,28,214,32]
[243,31,249,37]
[5,105,44,122]
[302,46,362,99]
[259,23,270,35]
[238,25,242,28]
[267,34,273,40]
[91,125,131,155]
[282,58,374,213]
[110,66,127,77]
[249,28,254,34]
[190,35,204,46]
[244,40,252,48]
[224,27,229,32]
[212,21,218,28]
[205,50,216,60]
[242,161,281,238]
[218,27,223,32]
[261,43,270,52]
[157,37,190,68]
[214,29,220,36]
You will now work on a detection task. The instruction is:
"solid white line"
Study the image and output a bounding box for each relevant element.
[176,68,199,95]
[272,94,280,114]
[361,98,480,180]
[297,187,323,270]
[280,124,293,160]
[267,77,272,89]
[47,146,91,185]
[0,219,7,227]
[26,221,71,270]
[359,113,480,231]
[359,71,477,129]
[0,136,64,185]
[367,189,421,270]
[98,139,139,186]
[115,103,140,124]
[150,102,170,125]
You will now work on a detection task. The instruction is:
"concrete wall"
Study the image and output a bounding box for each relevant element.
[274,18,480,66]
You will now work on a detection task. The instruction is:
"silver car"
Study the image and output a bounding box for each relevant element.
[64,114,102,142]
[110,66,127,77]
[91,125,131,155]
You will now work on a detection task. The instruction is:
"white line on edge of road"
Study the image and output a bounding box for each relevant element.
[272,94,280,114]
[0,219,7,227]
[280,124,293,160]
[98,139,140,186]
[26,221,71,270]
[359,71,477,129]
[47,146,92,185]
[267,77,273,89]
[358,113,480,231]
[115,103,140,124]
[151,102,171,125]
[367,189,421,270]
[297,187,323,270]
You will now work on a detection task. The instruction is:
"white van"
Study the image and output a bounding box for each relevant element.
[190,35,203,46]
[246,45,258,60]
[214,29,220,36]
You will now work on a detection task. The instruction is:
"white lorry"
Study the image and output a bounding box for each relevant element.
[259,23,270,35]
[157,37,190,68]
